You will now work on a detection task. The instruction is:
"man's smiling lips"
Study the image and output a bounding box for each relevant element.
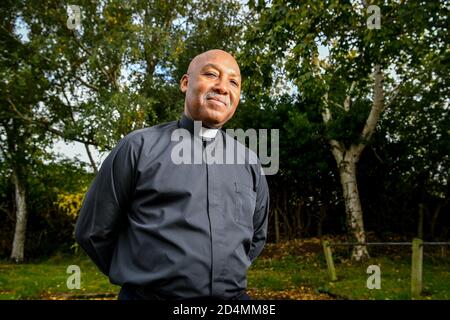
[206,96,229,108]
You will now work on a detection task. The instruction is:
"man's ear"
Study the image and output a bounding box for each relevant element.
[180,74,188,93]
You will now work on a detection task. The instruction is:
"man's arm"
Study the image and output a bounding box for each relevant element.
[248,167,270,262]
[75,135,139,275]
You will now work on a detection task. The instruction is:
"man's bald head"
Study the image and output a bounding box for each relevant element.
[180,49,241,128]
[187,50,241,78]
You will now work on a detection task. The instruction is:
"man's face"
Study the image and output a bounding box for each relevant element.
[180,50,241,128]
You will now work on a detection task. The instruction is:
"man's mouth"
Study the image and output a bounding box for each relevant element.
[205,94,230,108]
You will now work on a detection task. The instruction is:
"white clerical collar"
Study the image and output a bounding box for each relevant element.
[200,126,219,139]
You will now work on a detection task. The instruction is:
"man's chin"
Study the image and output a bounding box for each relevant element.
[196,110,229,128]
[201,118,223,129]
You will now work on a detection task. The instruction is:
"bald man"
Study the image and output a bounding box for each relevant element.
[181,49,241,128]
[75,50,270,300]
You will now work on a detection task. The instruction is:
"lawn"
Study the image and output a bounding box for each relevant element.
[0,238,448,300]
[0,251,118,300]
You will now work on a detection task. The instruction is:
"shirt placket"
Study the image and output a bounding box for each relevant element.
[203,137,226,297]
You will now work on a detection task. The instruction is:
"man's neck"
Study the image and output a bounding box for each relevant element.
[183,113,220,138]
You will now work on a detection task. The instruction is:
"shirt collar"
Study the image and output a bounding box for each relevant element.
[178,113,220,138]
[200,127,219,139]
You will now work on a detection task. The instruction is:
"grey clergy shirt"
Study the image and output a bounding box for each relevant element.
[75,114,270,299]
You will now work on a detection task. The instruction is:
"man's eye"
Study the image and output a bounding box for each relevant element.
[205,72,217,77]
[230,80,239,87]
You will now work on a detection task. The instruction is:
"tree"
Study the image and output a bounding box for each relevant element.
[242,0,448,260]
[11,0,244,156]
[374,48,449,239]
[0,0,55,262]
[230,88,342,242]
[0,0,246,260]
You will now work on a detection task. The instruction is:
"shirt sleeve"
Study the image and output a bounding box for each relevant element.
[75,135,139,275]
[248,166,270,262]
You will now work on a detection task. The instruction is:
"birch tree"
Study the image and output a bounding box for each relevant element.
[0,0,54,262]
[242,0,448,260]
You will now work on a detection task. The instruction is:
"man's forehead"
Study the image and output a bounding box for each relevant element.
[201,63,240,77]
[188,50,240,76]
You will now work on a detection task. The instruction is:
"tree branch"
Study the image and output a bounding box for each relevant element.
[371,146,384,163]
[362,64,384,140]
[344,81,356,112]
[71,34,119,90]
[329,139,345,164]
[353,64,385,158]
[84,143,98,173]
[7,98,100,147]
[0,137,10,162]
[321,93,332,123]
[62,90,99,173]
[74,75,101,92]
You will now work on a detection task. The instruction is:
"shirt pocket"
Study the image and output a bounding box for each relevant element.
[234,182,257,228]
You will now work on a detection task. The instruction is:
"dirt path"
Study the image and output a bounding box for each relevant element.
[39,286,334,300]
[247,286,334,300]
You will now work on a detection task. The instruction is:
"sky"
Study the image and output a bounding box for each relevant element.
[51,140,106,170]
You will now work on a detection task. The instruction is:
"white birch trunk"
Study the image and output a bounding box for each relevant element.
[323,64,384,261]
[10,168,28,263]
[337,153,369,260]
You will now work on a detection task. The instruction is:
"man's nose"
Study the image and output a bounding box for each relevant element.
[212,77,228,95]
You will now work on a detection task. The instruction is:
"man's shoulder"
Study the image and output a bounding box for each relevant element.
[122,119,178,144]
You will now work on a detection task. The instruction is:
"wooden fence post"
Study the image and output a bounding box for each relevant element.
[411,238,423,299]
[322,240,337,281]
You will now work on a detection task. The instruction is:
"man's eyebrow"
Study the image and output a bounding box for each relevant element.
[201,63,241,78]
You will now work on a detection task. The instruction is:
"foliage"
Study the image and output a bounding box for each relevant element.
[0,158,93,258]
[0,0,448,261]
[5,0,245,151]
[237,0,449,240]
[0,0,246,258]
[230,94,343,239]
[56,187,87,220]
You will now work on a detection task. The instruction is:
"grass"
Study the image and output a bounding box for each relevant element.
[0,251,119,300]
[248,239,450,300]
[0,239,449,300]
